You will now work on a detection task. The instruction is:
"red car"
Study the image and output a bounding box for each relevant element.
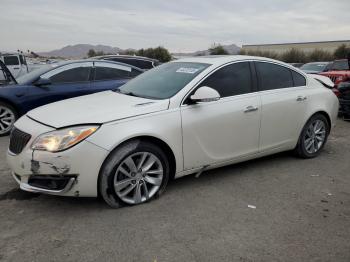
[319,59,350,96]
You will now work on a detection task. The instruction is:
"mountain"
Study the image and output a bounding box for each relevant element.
[39,44,123,58]
[38,43,241,59]
[173,44,241,57]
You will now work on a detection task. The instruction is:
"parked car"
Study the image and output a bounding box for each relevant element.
[300,62,330,74]
[0,60,16,86]
[7,56,338,208]
[0,53,29,78]
[0,60,142,135]
[289,63,304,68]
[338,81,350,119]
[319,59,350,96]
[96,55,160,70]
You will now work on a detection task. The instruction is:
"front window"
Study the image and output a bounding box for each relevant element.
[41,62,92,84]
[119,62,210,99]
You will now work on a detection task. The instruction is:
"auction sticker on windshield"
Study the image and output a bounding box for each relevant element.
[176,67,202,74]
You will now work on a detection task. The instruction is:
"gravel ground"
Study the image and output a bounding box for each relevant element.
[0,119,349,262]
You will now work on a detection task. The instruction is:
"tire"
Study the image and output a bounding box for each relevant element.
[99,140,170,208]
[0,102,17,136]
[294,114,330,158]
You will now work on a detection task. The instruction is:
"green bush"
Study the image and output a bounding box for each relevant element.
[209,44,229,55]
[240,44,350,63]
[334,44,350,59]
[308,49,333,62]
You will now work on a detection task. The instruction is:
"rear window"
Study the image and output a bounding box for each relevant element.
[256,62,294,90]
[106,58,154,69]
[4,56,19,66]
[95,66,131,80]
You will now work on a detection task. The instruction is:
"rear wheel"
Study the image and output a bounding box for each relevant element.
[0,102,17,136]
[99,140,170,208]
[294,114,329,158]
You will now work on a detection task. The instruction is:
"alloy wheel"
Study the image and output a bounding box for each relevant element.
[0,106,15,135]
[304,119,326,154]
[114,152,164,205]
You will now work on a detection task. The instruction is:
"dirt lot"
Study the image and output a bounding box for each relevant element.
[0,119,349,262]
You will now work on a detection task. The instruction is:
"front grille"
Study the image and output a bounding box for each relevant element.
[9,128,31,155]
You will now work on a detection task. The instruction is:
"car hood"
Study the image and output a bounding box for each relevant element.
[301,70,320,74]
[320,70,350,76]
[27,91,169,128]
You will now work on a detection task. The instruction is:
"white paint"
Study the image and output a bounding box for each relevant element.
[7,55,339,198]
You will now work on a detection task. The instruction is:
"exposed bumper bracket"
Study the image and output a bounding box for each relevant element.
[12,173,76,195]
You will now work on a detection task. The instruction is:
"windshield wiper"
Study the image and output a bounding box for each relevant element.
[116,90,140,97]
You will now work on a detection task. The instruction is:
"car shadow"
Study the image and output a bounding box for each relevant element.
[1,151,299,210]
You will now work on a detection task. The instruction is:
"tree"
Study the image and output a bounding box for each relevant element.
[308,49,333,62]
[136,46,172,62]
[87,49,96,57]
[209,44,228,55]
[280,48,307,63]
[334,44,350,59]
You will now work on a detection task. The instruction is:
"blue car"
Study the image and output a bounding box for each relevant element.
[0,60,143,135]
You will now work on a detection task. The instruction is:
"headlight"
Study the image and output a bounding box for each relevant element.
[32,126,99,152]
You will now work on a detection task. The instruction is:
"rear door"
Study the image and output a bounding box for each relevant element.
[181,62,261,170]
[91,61,141,92]
[255,61,308,151]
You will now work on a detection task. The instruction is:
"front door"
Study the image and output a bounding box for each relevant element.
[181,62,261,170]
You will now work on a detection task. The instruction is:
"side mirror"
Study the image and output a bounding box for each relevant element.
[34,77,51,87]
[190,86,220,103]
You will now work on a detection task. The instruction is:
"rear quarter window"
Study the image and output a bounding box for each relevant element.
[291,71,306,86]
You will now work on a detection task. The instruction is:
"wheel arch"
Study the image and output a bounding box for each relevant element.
[0,97,20,116]
[97,135,177,197]
[308,110,332,133]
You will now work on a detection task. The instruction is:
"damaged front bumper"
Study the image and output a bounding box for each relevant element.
[12,173,76,194]
[7,116,109,197]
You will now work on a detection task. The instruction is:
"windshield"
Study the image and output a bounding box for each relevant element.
[330,60,349,71]
[300,63,328,72]
[16,65,53,84]
[119,62,210,99]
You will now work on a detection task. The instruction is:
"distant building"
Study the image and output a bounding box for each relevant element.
[242,40,350,54]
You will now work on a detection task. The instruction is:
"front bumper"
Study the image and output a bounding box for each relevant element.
[12,173,76,194]
[7,116,109,197]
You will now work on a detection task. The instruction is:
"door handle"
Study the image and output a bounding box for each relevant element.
[244,105,258,113]
[296,96,307,101]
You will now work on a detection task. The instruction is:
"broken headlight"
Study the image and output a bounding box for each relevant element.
[32,126,99,152]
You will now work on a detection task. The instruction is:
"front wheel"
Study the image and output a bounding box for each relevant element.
[99,140,170,208]
[294,114,330,158]
[0,102,17,136]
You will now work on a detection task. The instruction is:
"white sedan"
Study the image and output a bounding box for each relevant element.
[7,56,338,207]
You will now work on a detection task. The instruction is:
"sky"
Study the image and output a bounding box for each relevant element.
[1,0,349,53]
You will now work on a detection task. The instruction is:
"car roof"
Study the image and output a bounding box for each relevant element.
[173,55,288,66]
[94,55,159,62]
[53,59,143,71]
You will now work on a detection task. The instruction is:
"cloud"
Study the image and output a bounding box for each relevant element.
[0,0,349,52]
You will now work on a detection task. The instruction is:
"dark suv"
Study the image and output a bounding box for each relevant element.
[96,55,160,70]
